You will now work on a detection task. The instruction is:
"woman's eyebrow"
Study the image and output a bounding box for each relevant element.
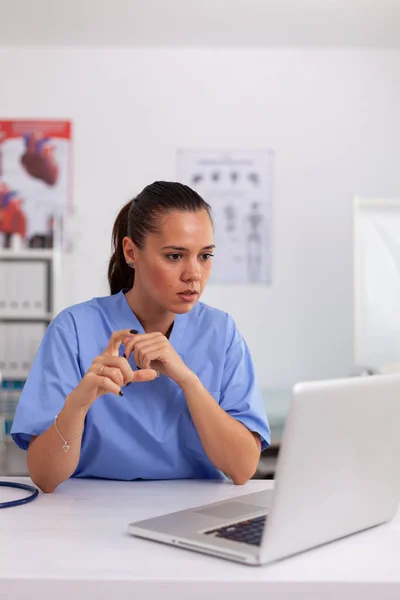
[161,244,216,251]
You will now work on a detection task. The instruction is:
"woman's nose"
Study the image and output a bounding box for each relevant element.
[182,261,201,282]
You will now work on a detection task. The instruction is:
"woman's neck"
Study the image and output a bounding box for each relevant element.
[124,286,175,336]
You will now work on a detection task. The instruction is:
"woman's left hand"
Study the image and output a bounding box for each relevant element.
[123,332,194,387]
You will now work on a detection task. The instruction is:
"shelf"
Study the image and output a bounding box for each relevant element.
[1,373,30,381]
[0,249,55,260]
[0,314,53,322]
[0,251,54,460]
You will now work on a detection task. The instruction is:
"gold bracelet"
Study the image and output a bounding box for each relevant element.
[53,414,84,453]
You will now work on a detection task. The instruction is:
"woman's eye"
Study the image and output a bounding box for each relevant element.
[201,253,214,261]
[166,254,182,261]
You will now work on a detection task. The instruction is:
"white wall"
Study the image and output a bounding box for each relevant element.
[0,48,399,388]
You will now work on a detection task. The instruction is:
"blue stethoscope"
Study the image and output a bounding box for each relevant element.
[0,480,39,509]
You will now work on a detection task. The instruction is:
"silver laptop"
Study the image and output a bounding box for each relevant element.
[128,373,400,565]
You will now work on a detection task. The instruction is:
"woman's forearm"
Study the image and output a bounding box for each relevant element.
[179,374,261,484]
[27,394,88,493]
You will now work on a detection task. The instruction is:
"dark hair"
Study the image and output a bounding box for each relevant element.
[108,181,212,295]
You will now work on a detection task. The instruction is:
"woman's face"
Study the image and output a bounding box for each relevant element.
[130,209,214,314]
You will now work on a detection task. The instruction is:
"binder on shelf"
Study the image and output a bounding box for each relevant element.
[0,261,49,318]
[0,262,8,313]
[0,324,5,374]
[0,322,47,380]
[0,379,25,436]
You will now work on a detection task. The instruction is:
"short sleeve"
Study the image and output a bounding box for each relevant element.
[10,319,82,450]
[220,328,270,451]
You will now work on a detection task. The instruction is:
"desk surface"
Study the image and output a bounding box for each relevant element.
[1,477,400,600]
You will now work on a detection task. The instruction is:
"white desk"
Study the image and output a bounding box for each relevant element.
[1,477,400,600]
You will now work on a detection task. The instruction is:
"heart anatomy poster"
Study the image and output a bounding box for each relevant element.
[0,119,72,250]
[176,148,273,285]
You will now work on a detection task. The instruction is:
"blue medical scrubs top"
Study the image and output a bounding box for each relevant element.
[11,290,270,481]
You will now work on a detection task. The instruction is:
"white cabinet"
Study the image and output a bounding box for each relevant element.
[0,249,56,475]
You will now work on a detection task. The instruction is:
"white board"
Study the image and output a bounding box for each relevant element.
[353,196,400,370]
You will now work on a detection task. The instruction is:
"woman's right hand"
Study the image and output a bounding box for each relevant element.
[68,330,158,410]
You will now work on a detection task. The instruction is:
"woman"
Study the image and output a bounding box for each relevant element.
[11,181,270,493]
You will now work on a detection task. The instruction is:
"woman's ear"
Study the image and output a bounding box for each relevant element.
[122,236,137,266]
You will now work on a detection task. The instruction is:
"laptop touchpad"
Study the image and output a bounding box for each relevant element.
[195,502,265,520]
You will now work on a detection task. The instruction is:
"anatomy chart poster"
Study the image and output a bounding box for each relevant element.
[0,119,72,250]
[176,148,273,284]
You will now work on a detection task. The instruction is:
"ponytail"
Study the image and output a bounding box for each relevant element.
[108,200,134,295]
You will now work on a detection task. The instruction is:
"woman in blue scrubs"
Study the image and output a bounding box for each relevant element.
[11,181,270,492]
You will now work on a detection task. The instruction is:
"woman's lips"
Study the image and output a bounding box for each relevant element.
[177,291,198,302]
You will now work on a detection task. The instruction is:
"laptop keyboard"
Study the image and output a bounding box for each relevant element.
[204,515,267,547]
